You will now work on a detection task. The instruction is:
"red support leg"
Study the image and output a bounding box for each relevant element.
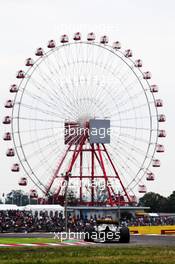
[54,134,87,200]
[80,150,83,203]
[102,144,131,203]
[91,144,95,204]
[45,144,72,196]
[96,144,113,205]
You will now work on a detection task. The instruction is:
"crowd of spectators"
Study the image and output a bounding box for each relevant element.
[0,210,175,233]
[0,210,97,233]
[126,216,175,226]
[0,210,64,233]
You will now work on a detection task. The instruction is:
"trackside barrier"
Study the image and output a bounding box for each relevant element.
[161,229,175,235]
[129,225,175,235]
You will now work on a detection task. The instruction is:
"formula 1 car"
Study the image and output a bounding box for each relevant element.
[84,219,130,243]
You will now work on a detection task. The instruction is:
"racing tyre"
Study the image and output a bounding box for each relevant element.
[119,227,130,243]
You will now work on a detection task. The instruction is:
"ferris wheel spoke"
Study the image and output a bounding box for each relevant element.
[85,49,112,100]
[107,145,137,187]
[43,55,81,111]
[19,102,65,119]
[112,126,151,146]
[29,143,62,174]
[126,166,148,190]
[16,132,60,147]
[119,132,151,144]
[111,125,151,131]
[13,125,62,134]
[29,70,62,101]
[21,89,69,120]
[108,147,144,188]
[89,67,137,115]
[14,116,63,123]
[112,115,150,123]
[114,90,146,109]
[124,74,144,90]
[26,76,74,118]
[52,58,79,108]
[114,133,155,178]
[20,137,59,162]
[111,140,146,170]
[35,61,67,100]
[29,69,77,119]
[110,103,148,117]
[90,70,115,102]
[118,65,142,85]
[52,47,81,111]
[128,170,149,190]
[109,138,144,170]
[96,44,121,75]
[114,137,151,158]
[84,45,96,100]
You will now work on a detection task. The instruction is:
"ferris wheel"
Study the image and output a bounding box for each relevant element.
[3,32,166,205]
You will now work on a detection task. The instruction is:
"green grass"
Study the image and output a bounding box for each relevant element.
[0,237,61,244]
[0,246,174,264]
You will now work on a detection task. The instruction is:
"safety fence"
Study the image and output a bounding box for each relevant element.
[129,225,175,235]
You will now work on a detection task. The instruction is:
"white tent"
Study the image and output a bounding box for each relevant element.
[149,213,159,217]
[23,204,64,216]
[0,204,19,210]
[0,204,64,216]
[24,204,64,212]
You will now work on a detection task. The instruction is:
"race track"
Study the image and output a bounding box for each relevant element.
[0,233,174,246]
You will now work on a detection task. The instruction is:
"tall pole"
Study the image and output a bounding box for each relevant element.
[91,144,95,204]
[118,191,121,224]
[80,151,83,203]
[64,172,71,233]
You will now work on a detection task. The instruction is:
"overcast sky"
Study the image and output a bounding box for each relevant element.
[0,0,174,197]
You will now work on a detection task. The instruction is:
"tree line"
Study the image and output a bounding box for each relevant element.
[139,191,175,213]
[0,190,175,213]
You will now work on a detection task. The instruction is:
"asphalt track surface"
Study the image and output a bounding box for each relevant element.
[0,233,175,246]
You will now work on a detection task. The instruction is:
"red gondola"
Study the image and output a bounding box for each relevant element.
[158,114,166,122]
[112,41,121,50]
[87,32,95,41]
[152,159,161,167]
[5,100,13,108]
[3,116,11,124]
[158,130,166,138]
[25,58,34,66]
[124,49,132,58]
[9,84,18,93]
[150,84,158,93]
[143,71,151,79]
[156,144,165,153]
[138,184,147,193]
[3,132,11,141]
[134,59,142,67]
[100,35,109,44]
[16,70,25,79]
[30,189,38,198]
[35,47,44,56]
[47,40,56,48]
[155,99,163,107]
[19,177,27,186]
[6,148,15,157]
[73,32,81,41]
[146,172,155,181]
[11,163,20,172]
[60,34,69,43]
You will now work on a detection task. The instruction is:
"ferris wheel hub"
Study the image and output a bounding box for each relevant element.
[78,115,91,127]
